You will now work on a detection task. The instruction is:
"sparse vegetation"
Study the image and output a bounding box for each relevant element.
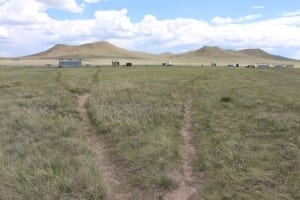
[0,67,107,199]
[0,66,299,199]
[192,69,300,199]
[220,96,232,103]
[88,67,197,192]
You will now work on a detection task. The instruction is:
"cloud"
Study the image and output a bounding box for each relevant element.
[0,1,300,58]
[84,0,99,3]
[0,26,9,38]
[211,14,262,25]
[93,9,134,37]
[40,0,83,13]
[0,0,84,14]
[211,17,233,25]
[0,0,8,6]
[0,0,51,25]
[252,5,264,9]
[282,9,300,17]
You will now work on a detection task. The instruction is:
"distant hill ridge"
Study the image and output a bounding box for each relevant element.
[25,41,297,62]
[238,48,294,61]
[171,46,298,63]
[29,41,159,59]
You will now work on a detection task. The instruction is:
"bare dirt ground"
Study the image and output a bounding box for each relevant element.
[164,88,201,200]
[77,93,133,200]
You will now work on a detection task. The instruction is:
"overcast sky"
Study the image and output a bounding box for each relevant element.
[0,0,300,59]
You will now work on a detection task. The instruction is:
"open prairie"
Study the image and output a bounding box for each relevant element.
[0,66,299,199]
[1,41,300,68]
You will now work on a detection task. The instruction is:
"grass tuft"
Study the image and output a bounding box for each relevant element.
[220,96,232,102]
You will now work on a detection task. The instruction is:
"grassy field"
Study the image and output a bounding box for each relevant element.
[0,67,107,199]
[192,69,300,199]
[88,67,195,193]
[0,66,299,199]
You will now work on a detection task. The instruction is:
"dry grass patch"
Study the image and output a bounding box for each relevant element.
[192,69,300,199]
[0,67,107,199]
[87,67,201,195]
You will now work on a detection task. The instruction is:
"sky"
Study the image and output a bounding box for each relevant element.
[0,0,300,59]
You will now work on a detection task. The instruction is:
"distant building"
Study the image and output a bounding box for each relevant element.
[286,64,294,68]
[59,58,82,68]
[257,63,269,69]
[227,64,239,67]
[112,60,120,67]
[162,60,172,66]
[274,64,285,68]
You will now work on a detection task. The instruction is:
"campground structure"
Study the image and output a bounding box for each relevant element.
[59,58,82,68]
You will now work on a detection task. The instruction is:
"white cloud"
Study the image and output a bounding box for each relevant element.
[211,14,262,25]
[252,5,264,9]
[40,0,83,13]
[0,0,83,14]
[0,1,300,58]
[0,0,51,25]
[0,0,8,6]
[93,9,134,37]
[0,26,9,38]
[211,17,233,25]
[244,14,261,21]
[84,0,99,3]
[282,10,300,17]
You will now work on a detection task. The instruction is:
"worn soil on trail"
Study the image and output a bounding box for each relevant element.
[164,89,200,200]
[77,93,132,200]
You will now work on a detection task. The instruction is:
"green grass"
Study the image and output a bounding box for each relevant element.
[0,66,299,199]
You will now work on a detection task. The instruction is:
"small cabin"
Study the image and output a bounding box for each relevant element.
[274,64,285,68]
[112,60,120,67]
[286,64,294,68]
[162,60,172,66]
[59,58,82,68]
[227,64,239,68]
[257,64,269,69]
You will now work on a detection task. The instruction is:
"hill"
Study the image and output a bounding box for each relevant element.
[11,41,298,66]
[170,46,297,64]
[28,41,159,60]
[170,46,257,63]
[238,48,295,61]
[160,52,175,57]
[172,46,246,59]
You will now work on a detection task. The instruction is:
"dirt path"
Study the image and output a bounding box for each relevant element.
[164,88,200,200]
[77,93,132,200]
